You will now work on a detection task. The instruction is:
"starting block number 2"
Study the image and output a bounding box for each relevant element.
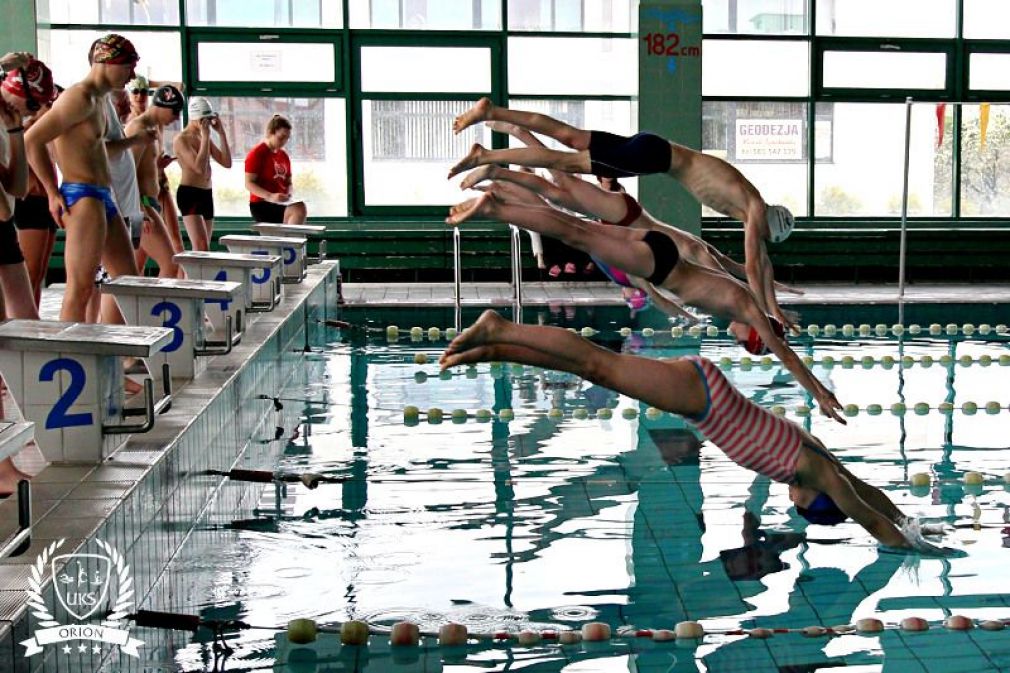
[39,358,93,430]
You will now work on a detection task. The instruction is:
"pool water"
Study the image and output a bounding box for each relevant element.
[124,306,1010,673]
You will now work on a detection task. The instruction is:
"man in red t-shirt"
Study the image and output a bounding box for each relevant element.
[244,114,306,223]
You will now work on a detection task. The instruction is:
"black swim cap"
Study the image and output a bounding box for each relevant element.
[152,85,184,114]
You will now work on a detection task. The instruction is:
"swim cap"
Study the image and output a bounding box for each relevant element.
[741,317,785,355]
[152,85,184,114]
[766,205,794,243]
[128,75,150,93]
[796,492,848,525]
[626,288,650,311]
[592,256,633,288]
[1,59,56,106]
[188,96,215,120]
[92,34,140,66]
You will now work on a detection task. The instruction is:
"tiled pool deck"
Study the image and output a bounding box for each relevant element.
[0,263,340,673]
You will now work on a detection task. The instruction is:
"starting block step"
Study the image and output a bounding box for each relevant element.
[220,234,308,284]
[0,421,33,462]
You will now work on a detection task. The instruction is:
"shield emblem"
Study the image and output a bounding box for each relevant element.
[52,554,112,621]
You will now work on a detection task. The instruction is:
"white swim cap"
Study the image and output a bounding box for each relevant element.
[188,96,215,120]
[765,205,795,243]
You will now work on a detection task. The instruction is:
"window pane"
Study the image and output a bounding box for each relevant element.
[362,100,491,206]
[507,98,638,195]
[508,38,636,96]
[702,40,808,97]
[964,0,1010,39]
[959,105,1010,216]
[37,29,182,85]
[360,47,491,93]
[702,0,808,35]
[169,97,346,217]
[36,0,179,25]
[702,102,809,217]
[185,0,342,28]
[197,42,336,83]
[969,53,1010,91]
[815,0,955,37]
[508,0,633,32]
[349,0,501,30]
[814,103,952,217]
[822,51,947,90]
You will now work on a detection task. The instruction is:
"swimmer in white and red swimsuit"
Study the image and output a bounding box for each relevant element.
[438,310,956,555]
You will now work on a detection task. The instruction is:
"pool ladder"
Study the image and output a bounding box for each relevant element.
[453,225,523,330]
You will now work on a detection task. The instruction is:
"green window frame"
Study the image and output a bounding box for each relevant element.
[186,27,343,96]
[348,31,505,217]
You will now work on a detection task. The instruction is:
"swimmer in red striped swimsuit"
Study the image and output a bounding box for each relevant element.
[440,310,955,554]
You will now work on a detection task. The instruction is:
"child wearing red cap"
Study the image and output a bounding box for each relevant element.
[25,34,142,322]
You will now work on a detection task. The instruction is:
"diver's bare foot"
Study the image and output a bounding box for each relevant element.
[0,458,29,497]
[448,143,486,180]
[440,345,496,370]
[460,164,499,190]
[440,310,507,361]
[124,377,143,396]
[453,97,492,134]
[446,191,499,226]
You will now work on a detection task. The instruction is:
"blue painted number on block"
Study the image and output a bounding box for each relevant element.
[206,269,231,311]
[284,247,296,265]
[152,301,184,352]
[40,358,94,429]
[251,250,270,284]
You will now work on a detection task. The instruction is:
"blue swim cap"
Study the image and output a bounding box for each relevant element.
[795,492,847,525]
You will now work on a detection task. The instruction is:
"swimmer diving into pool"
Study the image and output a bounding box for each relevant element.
[448,98,795,331]
[446,185,845,424]
[439,310,954,555]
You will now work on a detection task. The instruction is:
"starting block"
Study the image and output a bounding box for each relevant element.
[0,321,173,463]
[102,276,242,384]
[251,223,326,263]
[175,250,283,317]
[0,421,34,557]
[220,234,308,284]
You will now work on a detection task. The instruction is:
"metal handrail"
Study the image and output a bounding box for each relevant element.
[509,225,523,322]
[452,225,524,327]
[453,227,462,331]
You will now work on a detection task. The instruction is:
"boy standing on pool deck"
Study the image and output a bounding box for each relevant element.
[174,96,231,252]
[440,310,952,554]
[25,34,141,322]
[449,98,795,332]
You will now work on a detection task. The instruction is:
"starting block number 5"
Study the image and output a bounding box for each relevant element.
[251,250,271,284]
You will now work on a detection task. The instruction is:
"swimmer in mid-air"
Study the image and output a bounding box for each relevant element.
[439,310,953,555]
[449,98,796,330]
[446,185,845,423]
